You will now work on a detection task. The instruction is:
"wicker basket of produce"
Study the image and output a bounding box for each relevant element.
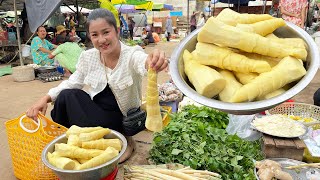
[12,65,35,82]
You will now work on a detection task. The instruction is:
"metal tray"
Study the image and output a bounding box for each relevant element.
[251,116,308,138]
[255,158,320,180]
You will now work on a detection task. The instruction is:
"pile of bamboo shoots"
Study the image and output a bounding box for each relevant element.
[47,125,122,170]
[124,165,221,180]
[184,8,307,103]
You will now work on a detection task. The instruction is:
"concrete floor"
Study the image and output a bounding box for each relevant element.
[1,40,320,179]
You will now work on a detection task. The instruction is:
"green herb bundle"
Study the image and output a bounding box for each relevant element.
[149,105,263,180]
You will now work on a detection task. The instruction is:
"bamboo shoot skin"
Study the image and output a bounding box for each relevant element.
[183,50,226,98]
[194,42,272,73]
[230,57,306,102]
[218,70,243,102]
[145,68,163,132]
[216,8,273,26]
[198,17,307,60]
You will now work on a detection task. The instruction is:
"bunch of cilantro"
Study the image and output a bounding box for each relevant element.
[149,105,263,180]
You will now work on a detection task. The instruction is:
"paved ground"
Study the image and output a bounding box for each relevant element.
[1,40,320,179]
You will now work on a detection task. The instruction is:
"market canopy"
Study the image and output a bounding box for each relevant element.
[60,5,92,14]
[115,4,140,14]
[152,3,174,11]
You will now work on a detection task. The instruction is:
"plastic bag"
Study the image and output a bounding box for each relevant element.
[226,114,262,141]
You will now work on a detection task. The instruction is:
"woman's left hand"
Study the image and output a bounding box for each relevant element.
[146,49,168,72]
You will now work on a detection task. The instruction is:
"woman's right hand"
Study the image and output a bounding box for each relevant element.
[26,95,51,121]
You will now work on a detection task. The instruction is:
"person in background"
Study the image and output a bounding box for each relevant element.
[190,11,199,32]
[279,0,308,28]
[128,17,135,39]
[165,15,173,42]
[26,8,168,163]
[69,15,77,28]
[31,26,58,66]
[54,25,75,45]
[152,32,160,43]
[64,14,70,29]
[197,13,206,29]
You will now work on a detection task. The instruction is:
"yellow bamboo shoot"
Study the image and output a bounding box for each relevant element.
[234,72,259,84]
[66,125,103,138]
[79,128,111,142]
[82,139,122,151]
[265,33,307,49]
[193,42,272,73]
[77,158,90,164]
[198,17,307,60]
[78,147,119,170]
[55,143,104,159]
[47,152,76,170]
[236,18,286,36]
[230,57,306,102]
[67,134,81,147]
[145,68,163,132]
[218,70,243,102]
[256,88,286,100]
[216,8,273,26]
[183,50,226,98]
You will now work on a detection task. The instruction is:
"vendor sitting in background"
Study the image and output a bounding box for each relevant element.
[31,26,58,66]
[53,25,75,45]
[152,32,160,43]
[143,26,155,45]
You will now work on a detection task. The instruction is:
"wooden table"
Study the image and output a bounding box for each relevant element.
[262,134,306,161]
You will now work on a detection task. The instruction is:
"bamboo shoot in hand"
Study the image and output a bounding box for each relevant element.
[145,68,163,132]
[193,42,272,73]
[216,8,273,26]
[198,17,307,60]
[236,18,286,36]
[218,70,243,102]
[183,50,226,98]
[78,147,119,170]
[230,57,306,102]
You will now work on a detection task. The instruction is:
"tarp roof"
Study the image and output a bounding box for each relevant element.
[0,0,97,11]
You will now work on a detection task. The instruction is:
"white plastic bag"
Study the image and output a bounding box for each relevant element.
[226,114,262,141]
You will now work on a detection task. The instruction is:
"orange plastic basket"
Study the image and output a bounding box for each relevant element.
[5,113,67,180]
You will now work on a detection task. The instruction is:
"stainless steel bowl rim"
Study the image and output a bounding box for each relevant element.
[41,130,127,173]
[170,22,320,114]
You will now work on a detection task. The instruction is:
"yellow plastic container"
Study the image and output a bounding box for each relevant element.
[5,114,67,180]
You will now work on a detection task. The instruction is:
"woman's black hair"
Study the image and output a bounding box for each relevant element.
[86,8,118,35]
[36,26,45,32]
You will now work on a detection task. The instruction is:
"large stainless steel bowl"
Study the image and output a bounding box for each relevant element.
[170,22,319,115]
[41,130,127,180]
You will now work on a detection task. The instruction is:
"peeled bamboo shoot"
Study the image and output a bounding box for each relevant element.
[47,152,76,170]
[82,139,122,151]
[66,125,103,138]
[216,8,273,26]
[55,143,104,159]
[230,57,306,102]
[256,88,286,100]
[198,17,307,60]
[67,134,81,147]
[236,18,286,36]
[193,42,272,73]
[78,147,119,170]
[79,128,111,142]
[234,72,259,84]
[145,68,163,132]
[183,50,226,98]
[265,33,307,49]
[218,70,243,102]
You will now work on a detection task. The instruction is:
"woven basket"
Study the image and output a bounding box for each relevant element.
[12,66,35,82]
[5,114,67,180]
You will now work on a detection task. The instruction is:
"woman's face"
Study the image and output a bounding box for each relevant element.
[37,27,47,39]
[89,18,119,55]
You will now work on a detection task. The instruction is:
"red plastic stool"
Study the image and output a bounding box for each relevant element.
[58,167,118,180]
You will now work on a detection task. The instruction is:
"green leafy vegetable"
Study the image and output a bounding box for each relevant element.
[149,105,263,180]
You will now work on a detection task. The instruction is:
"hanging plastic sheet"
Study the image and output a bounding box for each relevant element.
[99,0,120,27]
